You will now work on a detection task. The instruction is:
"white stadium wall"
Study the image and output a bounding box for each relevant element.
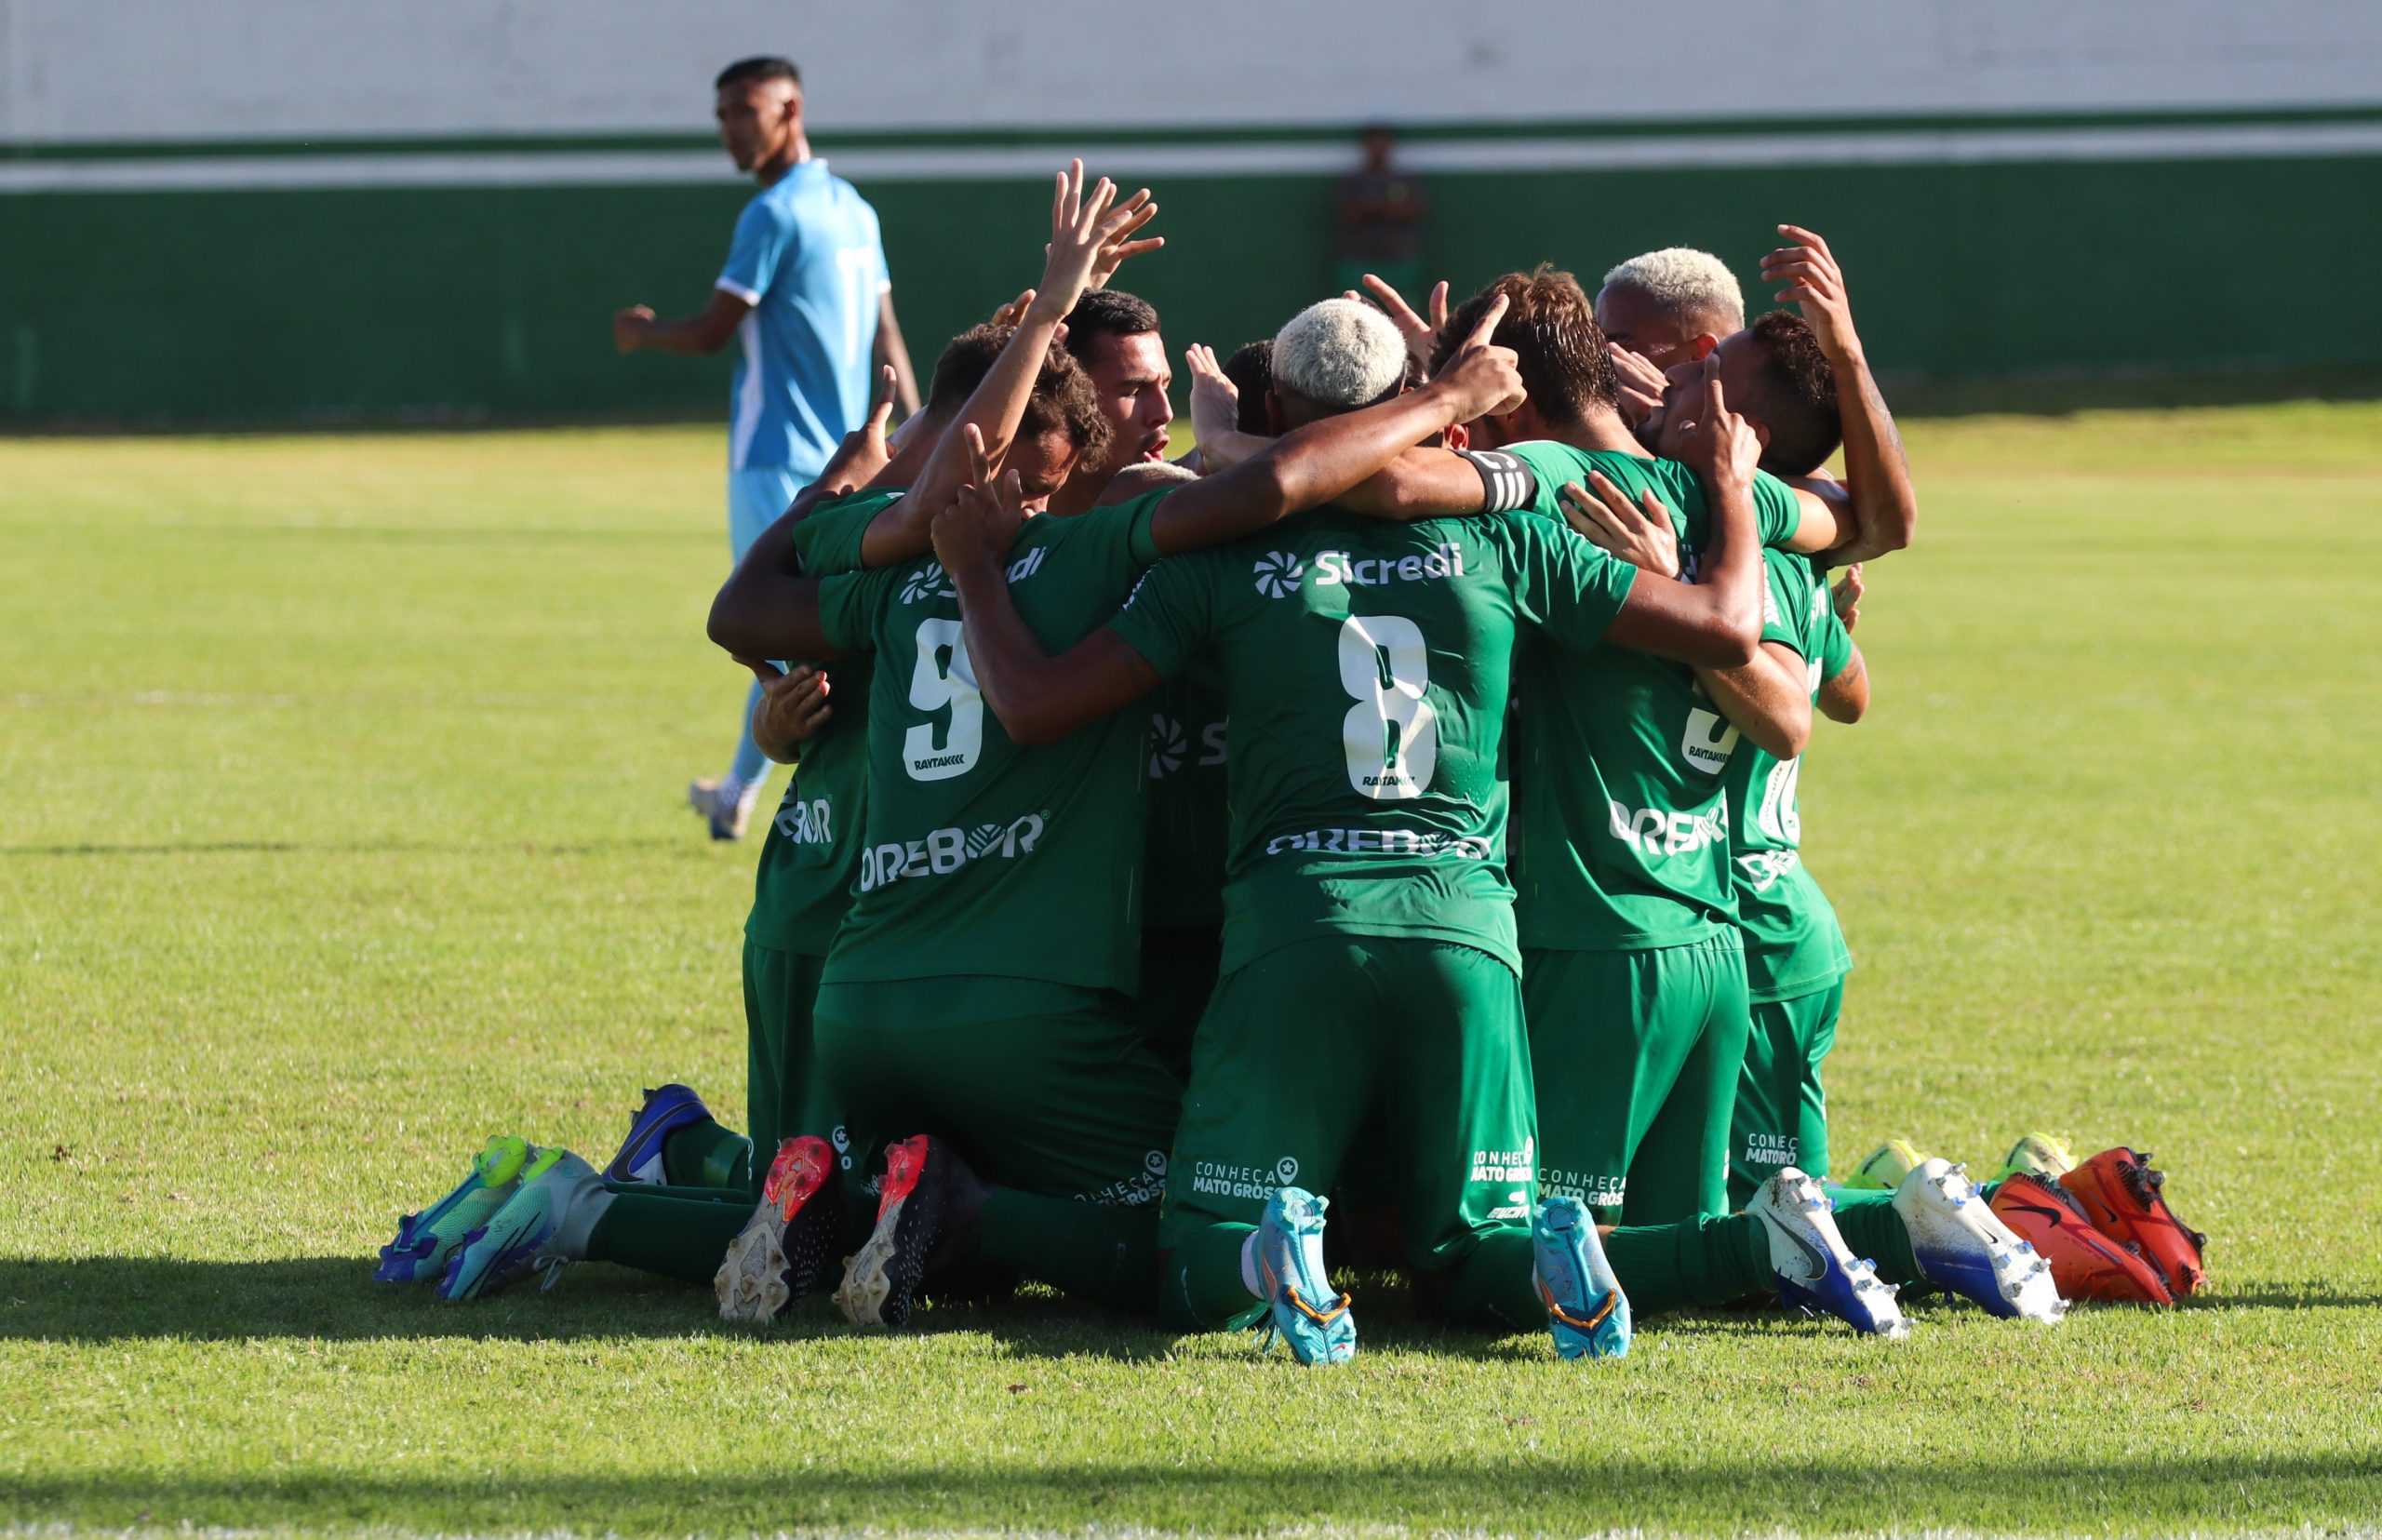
[4,0,2378,420]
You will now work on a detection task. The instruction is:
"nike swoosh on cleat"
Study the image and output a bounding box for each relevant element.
[1776,1226,1828,1284]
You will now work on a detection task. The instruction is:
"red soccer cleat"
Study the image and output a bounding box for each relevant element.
[715,1134,842,1323]
[1989,1172,2175,1306]
[2059,1146,2208,1297]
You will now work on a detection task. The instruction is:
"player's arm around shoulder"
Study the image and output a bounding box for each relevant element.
[1817,563,1870,724]
[1695,549,1821,759]
[933,470,1167,748]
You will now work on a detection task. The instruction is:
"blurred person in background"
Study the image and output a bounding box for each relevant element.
[614,55,919,840]
[1332,125,1427,302]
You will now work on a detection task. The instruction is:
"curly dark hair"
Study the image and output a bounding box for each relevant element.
[1431,264,1616,423]
[1744,311,1841,476]
[929,324,1111,466]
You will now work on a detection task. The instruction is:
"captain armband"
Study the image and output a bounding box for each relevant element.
[1456,449,1537,513]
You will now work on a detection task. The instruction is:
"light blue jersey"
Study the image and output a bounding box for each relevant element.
[715,159,889,476]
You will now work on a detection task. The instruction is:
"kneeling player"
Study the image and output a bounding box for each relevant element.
[946,306,1910,1360]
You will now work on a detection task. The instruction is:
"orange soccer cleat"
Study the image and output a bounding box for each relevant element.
[1989,1172,2175,1306]
[2059,1146,2208,1297]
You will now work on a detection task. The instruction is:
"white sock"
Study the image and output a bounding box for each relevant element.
[555,1178,616,1261]
[1238,1230,1265,1299]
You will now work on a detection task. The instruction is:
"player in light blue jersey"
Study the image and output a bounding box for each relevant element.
[615,55,919,839]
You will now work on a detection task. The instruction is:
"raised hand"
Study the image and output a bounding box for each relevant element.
[1610,342,1668,429]
[1760,224,1857,364]
[1349,274,1449,375]
[988,288,1036,328]
[1429,292,1525,423]
[1031,160,1162,326]
[1559,471,1681,578]
[1184,343,1242,452]
[932,445,1029,581]
[816,364,900,493]
[1671,355,1761,489]
[1832,561,1864,631]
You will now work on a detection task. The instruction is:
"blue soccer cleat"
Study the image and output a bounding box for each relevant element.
[374,1135,531,1284]
[1749,1168,1908,1338]
[604,1083,714,1185]
[1251,1186,1356,1366]
[436,1146,604,1302]
[1894,1158,2065,1323]
[1532,1196,1631,1359]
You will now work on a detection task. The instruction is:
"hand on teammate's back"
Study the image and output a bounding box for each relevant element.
[746,664,832,761]
[1428,293,1526,422]
[1559,472,1681,577]
[1030,161,1163,328]
[1833,562,1865,631]
[1761,225,1859,364]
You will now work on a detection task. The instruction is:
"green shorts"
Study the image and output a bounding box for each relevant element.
[1160,936,1537,1275]
[1130,924,1223,1082]
[743,942,848,1182]
[1524,932,1751,1225]
[812,975,1181,1206]
[1729,978,1843,1207]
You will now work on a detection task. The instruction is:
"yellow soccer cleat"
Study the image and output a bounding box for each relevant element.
[1845,1137,1932,1192]
[1992,1132,2079,1185]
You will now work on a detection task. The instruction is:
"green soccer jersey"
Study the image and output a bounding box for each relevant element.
[1725,547,1855,1002]
[813,490,1169,992]
[1142,668,1230,929]
[1107,506,1634,977]
[1503,442,1804,953]
[744,488,902,957]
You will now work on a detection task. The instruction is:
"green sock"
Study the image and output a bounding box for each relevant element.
[1603,1213,1773,1316]
[1158,1222,1266,1332]
[977,1187,1160,1315]
[1437,1227,1543,1332]
[585,1183,752,1283]
[661,1119,753,1191]
[1827,1187,1925,1287]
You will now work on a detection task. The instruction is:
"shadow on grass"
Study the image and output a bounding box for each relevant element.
[6,1454,2380,1536]
[0,838,682,858]
[0,1256,1178,1360]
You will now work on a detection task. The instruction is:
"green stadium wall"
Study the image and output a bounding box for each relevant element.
[7,144,2379,425]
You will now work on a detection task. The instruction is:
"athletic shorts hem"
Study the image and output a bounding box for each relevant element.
[1223,923,1519,980]
[1746,958,1852,1006]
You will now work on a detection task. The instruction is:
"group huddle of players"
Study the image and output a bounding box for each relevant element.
[375,162,2209,1362]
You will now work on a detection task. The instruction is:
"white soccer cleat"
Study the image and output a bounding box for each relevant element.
[1749,1167,1909,1339]
[687,776,761,841]
[1894,1158,2067,1323]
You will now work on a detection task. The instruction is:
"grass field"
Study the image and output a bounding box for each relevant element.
[4,401,2381,1538]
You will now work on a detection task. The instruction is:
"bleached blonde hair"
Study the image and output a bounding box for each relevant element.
[1601,248,1746,335]
[1271,298,1407,410]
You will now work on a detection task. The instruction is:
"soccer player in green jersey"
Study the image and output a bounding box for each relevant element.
[699,245,1537,1337]
[1292,268,1890,1235]
[1563,245,2066,1322]
[943,299,1916,1359]
[393,162,1161,1308]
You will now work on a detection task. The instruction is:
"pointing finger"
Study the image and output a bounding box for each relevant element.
[1461,291,1510,351]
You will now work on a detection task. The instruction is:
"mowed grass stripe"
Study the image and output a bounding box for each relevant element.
[2,403,2378,1537]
